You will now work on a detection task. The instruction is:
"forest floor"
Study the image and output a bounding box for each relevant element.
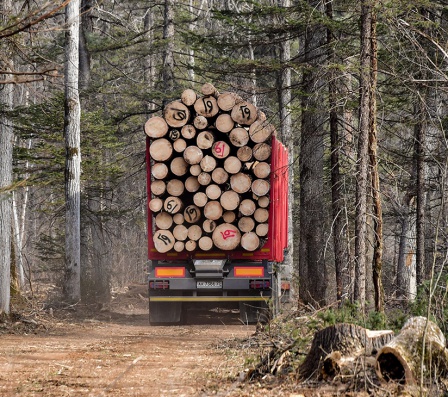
[0,284,440,397]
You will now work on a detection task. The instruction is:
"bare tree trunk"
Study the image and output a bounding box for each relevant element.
[0,0,14,314]
[79,0,92,90]
[354,1,373,308]
[64,0,82,303]
[162,0,175,93]
[299,0,326,306]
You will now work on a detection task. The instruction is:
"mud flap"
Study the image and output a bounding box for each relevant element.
[149,301,183,325]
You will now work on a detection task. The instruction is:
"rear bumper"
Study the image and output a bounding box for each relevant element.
[148,295,269,302]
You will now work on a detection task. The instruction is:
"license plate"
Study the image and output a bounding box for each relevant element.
[197,281,222,289]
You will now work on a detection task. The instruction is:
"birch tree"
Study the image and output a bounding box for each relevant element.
[64,0,81,303]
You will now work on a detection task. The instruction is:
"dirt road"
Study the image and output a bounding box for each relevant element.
[0,288,256,397]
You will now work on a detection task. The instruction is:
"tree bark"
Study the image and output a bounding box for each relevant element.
[162,0,175,93]
[64,0,82,303]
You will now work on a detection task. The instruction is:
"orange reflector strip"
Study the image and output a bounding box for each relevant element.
[155,267,185,278]
[234,267,264,277]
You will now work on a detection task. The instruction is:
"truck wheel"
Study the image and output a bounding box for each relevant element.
[149,301,183,325]
[239,301,269,324]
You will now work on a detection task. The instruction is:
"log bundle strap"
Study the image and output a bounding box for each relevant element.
[146,83,277,253]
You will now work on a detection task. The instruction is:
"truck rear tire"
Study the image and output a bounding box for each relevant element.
[149,301,183,325]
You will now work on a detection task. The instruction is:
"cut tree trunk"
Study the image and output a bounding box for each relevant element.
[188,225,202,241]
[149,198,163,213]
[217,91,241,111]
[222,211,236,223]
[238,217,255,233]
[205,184,221,200]
[376,316,448,385]
[170,157,188,176]
[215,113,234,133]
[163,101,190,128]
[239,199,256,216]
[254,208,269,223]
[229,127,249,147]
[198,172,212,186]
[231,101,258,125]
[201,82,218,97]
[193,115,208,130]
[252,179,270,197]
[258,196,270,208]
[255,223,269,237]
[183,205,201,224]
[145,116,169,138]
[249,120,276,143]
[173,224,188,241]
[153,230,175,253]
[155,212,173,229]
[200,155,217,172]
[253,162,271,179]
[185,176,200,192]
[204,201,223,221]
[181,124,196,140]
[211,168,229,185]
[198,236,213,251]
[237,146,253,162]
[150,138,173,161]
[253,142,271,161]
[299,323,394,380]
[203,219,217,233]
[197,130,215,149]
[212,141,230,159]
[174,241,185,252]
[150,180,166,196]
[181,88,197,106]
[190,164,202,176]
[185,240,197,251]
[166,179,184,196]
[172,136,187,153]
[241,232,260,251]
[173,213,184,225]
[220,190,240,211]
[151,162,169,179]
[224,156,242,174]
[230,173,252,194]
[193,192,208,207]
[183,146,204,165]
[163,196,183,214]
[194,96,219,118]
[212,223,241,250]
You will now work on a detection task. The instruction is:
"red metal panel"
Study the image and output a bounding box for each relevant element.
[147,136,289,262]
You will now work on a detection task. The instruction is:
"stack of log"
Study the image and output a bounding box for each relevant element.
[145,83,276,253]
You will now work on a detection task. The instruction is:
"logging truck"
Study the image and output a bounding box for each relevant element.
[145,84,289,324]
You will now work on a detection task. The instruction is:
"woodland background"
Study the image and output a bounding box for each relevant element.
[0,0,447,325]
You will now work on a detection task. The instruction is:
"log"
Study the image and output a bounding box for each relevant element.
[212,141,231,159]
[198,236,213,251]
[184,205,201,224]
[151,162,169,180]
[376,316,448,385]
[253,162,271,179]
[193,192,208,207]
[173,213,184,225]
[238,217,255,233]
[240,232,260,251]
[239,199,256,216]
[200,155,217,172]
[153,229,175,253]
[190,164,202,176]
[258,196,270,208]
[201,82,218,97]
[168,129,181,141]
[230,173,252,194]
[155,212,173,229]
[185,176,200,193]
[173,241,185,252]
[223,156,242,174]
[181,124,197,140]
[229,127,249,147]
[193,115,208,130]
[166,179,184,197]
[248,119,276,143]
[255,223,268,237]
[170,156,189,177]
[196,130,215,150]
[205,184,221,200]
[230,101,258,125]
[253,142,271,161]
[212,223,241,250]
[148,198,163,213]
[149,138,173,162]
[194,96,219,118]
[222,211,236,223]
[215,113,234,133]
[183,145,204,165]
[203,219,217,233]
[254,208,269,223]
[217,91,241,112]
[173,224,189,241]
[211,167,229,185]
[236,146,253,162]
[144,116,169,138]
[163,196,183,214]
[299,323,395,380]
[220,190,240,211]
[163,101,190,128]
[204,200,223,221]
[252,179,270,197]
[181,88,197,106]
[185,240,197,252]
[150,180,166,196]
[197,172,212,186]
[188,225,203,241]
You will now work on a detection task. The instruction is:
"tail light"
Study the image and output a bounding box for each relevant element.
[149,280,170,290]
[250,280,271,290]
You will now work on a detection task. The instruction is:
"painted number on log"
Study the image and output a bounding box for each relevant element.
[221,229,237,240]
[239,105,251,120]
[172,107,187,121]
[157,233,172,246]
[202,98,214,114]
[185,206,200,222]
[214,142,226,157]
[165,199,178,213]
[169,129,180,140]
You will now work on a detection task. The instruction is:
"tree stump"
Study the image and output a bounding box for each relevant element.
[376,316,448,385]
